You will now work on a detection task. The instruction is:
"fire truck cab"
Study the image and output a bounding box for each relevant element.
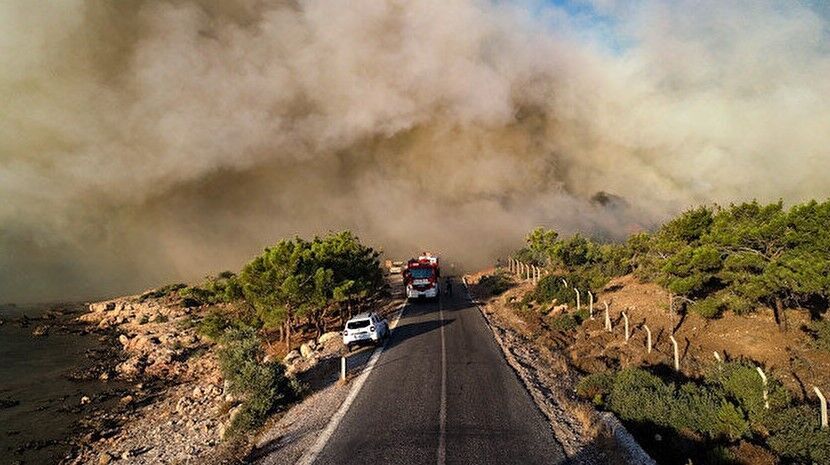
[403,253,440,300]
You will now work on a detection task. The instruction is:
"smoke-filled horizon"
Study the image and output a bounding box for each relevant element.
[2,0,830,303]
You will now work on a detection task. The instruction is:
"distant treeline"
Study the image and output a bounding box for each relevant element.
[514,200,830,328]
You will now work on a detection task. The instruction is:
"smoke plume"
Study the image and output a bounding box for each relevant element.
[2,0,830,302]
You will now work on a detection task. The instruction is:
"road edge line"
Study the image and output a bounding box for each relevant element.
[294,302,408,465]
[437,295,447,465]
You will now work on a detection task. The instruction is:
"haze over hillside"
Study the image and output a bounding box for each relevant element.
[2,0,830,302]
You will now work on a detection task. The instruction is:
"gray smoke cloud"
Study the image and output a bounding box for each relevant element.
[2,0,830,303]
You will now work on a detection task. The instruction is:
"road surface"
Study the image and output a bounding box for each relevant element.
[309,279,566,465]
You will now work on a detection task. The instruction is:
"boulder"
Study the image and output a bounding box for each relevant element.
[32,325,50,337]
[283,350,301,364]
[299,342,314,359]
[318,331,340,345]
[89,302,115,313]
[547,304,569,317]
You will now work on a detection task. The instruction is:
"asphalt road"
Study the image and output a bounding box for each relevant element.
[310,279,566,465]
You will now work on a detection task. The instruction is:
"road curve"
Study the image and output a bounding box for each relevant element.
[308,278,566,465]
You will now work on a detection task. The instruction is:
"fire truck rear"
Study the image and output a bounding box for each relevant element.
[403,253,440,299]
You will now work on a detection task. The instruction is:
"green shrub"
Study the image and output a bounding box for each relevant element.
[198,310,232,340]
[178,286,216,305]
[138,283,187,302]
[807,319,830,352]
[707,361,790,430]
[479,272,513,295]
[576,372,615,406]
[550,313,580,332]
[690,296,724,318]
[549,308,590,332]
[671,383,749,440]
[218,328,299,435]
[531,275,575,305]
[608,368,674,424]
[766,405,830,465]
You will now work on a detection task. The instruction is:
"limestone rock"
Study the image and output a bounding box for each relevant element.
[318,331,340,345]
[300,342,314,359]
[283,350,301,364]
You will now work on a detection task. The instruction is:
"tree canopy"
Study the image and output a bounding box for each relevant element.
[513,200,830,326]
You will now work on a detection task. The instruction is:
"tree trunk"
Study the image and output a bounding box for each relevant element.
[774,296,788,332]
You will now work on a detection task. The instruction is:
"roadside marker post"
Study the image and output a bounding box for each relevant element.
[670,335,679,371]
[756,367,769,409]
[644,325,652,354]
[341,356,347,382]
[815,386,828,429]
[603,301,611,332]
[575,288,581,313]
[622,312,630,342]
[588,292,594,320]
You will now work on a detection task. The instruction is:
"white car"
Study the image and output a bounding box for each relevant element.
[343,312,389,350]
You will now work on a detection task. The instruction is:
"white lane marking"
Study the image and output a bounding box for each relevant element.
[295,302,407,465]
[437,294,447,465]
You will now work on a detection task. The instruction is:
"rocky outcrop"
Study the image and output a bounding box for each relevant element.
[70,294,231,465]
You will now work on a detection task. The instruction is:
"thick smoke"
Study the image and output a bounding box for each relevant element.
[2,0,830,302]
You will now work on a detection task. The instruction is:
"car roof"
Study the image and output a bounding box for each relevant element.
[348,312,372,321]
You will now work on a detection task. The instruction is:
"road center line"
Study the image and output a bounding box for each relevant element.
[295,302,407,465]
[437,294,447,465]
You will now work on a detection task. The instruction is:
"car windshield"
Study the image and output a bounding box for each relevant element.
[347,319,370,329]
[409,268,433,279]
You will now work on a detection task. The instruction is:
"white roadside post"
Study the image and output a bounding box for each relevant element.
[756,367,769,409]
[588,291,594,320]
[341,356,347,382]
[714,351,722,363]
[670,335,680,371]
[603,301,611,332]
[575,288,581,313]
[644,325,652,354]
[815,386,828,429]
[622,311,630,342]
[526,264,531,281]
[561,278,568,288]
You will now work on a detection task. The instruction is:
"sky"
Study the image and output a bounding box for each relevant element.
[1,0,830,303]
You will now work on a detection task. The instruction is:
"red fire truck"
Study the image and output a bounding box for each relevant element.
[403,253,440,299]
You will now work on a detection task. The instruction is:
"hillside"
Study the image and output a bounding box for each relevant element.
[471,200,830,465]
